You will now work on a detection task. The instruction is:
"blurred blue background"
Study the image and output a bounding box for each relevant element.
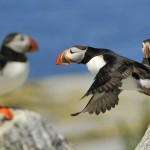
[0,0,150,78]
[1,1,150,150]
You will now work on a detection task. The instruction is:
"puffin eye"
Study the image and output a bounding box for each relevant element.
[20,36,24,41]
[70,49,75,54]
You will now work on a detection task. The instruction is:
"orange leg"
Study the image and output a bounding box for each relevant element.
[0,107,13,120]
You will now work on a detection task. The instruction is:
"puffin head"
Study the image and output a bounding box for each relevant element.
[142,39,150,58]
[2,33,39,54]
[56,45,88,65]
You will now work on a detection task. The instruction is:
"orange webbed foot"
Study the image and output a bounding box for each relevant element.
[0,107,13,120]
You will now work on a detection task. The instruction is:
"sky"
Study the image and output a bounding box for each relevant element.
[0,0,150,78]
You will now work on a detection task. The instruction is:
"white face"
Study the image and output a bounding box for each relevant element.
[5,34,31,53]
[65,46,87,63]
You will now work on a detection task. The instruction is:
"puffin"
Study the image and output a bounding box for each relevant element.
[0,32,38,120]
[56,45,150,116]
[142,39,150,66]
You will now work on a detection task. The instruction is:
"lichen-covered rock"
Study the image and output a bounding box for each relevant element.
[0,109,74,150]
[135,126,150,150]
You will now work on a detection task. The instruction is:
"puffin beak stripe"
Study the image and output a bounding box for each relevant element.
[29,38,39,51]
[144,43,149,58]
[56,51,65,65]
[56,50,70,65]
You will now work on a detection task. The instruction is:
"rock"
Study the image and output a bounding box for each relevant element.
[135,126,150,150]
[0,109,74,150]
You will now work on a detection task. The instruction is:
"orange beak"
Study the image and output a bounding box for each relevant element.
[143,43,150,58]
[29,38,39,51]
[56,50,70,65]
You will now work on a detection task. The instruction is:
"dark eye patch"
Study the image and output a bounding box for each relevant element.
[20,36,24,41]
[70,49,75,54]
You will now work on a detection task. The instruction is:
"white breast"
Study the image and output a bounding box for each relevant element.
[140,79,150,89]
[0,62,29,95]
[121,77,150,91]
[86,55,106,76]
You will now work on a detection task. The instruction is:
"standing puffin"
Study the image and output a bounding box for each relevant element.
[56,46,150,116]
[142,39,150,66]
[0,33,38,120]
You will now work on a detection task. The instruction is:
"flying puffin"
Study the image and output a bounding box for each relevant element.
[0,33,38,120]
[56,45,150,116]
[142,39,150,66]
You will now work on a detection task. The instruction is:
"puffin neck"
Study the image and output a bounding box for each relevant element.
[80,47,113,64]
[0,45,27,62]
[142,57,150,67]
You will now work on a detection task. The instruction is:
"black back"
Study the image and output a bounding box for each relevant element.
[80,47,116,64]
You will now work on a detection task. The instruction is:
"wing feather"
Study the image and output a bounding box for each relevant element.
[72,54,150,116]
[71,88,122,116]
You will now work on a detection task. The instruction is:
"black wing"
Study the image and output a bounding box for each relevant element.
[133,61,150,79]
[71,87,122,116]
[71,54,137,116]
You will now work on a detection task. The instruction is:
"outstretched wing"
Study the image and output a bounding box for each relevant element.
[71,87,122,116]
[72,54,136,116]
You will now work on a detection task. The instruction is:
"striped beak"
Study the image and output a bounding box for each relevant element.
[143,42,150,58]
[56,50,71,65]
[28,37,39,52]
[30,38,39,51]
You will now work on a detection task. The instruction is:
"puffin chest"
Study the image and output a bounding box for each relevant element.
[139,79,150,89]
[3,62,28,78]
[0,62,29,94]
[86,55,106,76]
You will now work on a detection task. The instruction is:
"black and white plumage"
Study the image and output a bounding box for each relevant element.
[0,33,38,94]
[0,33,38,120]
[56,45,150,116]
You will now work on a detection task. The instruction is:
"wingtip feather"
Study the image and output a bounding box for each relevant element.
[70,112,81,116]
